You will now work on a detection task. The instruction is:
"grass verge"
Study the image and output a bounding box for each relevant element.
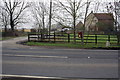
[26,42,120,49]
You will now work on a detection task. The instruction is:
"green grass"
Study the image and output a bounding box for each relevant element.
[27,34,119,48]
[65,34,118,44]
[26,42,120,48]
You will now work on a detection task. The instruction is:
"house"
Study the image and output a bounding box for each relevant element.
[17,28,31,32]
[85,12,114,32]
[51,23,63,31]
[23,29,31,32]
[51,23,71,32]
[76,21,84,32]
[0,28,2,32]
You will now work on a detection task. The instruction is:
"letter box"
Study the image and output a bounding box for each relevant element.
[78,32,83,38]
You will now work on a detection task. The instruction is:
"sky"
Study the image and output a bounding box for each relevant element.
[0,0,120,29]
[23,0,115,2]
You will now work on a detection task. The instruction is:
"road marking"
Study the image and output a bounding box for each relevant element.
[3,60,118,67]
[3,49,118,54]
[87,56,91,59]
[3,54,68,59]
[0,74,65,79]
[7,48,19,50]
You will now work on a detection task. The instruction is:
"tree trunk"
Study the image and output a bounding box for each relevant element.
[42,11,45,39]
[43,11,45,31]
[4,25,7,32]
[10,14,15,32]
[73,17,76,43]
[73,0,76,43]
[11,22,15,31]
[10,14,16,36]
[49,0,52,42]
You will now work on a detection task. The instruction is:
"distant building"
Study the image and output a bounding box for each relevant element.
[23,29,31,32]
[51,23,62,31]
[17,28,31,32]
[0,29,2,32]
[51,23,71,32]
[85,12,114,32]
[76,21,84,32]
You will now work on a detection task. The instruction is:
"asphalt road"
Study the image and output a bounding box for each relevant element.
[1,37,119,79]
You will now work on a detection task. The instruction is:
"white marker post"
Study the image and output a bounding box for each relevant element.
[106,41,110,47]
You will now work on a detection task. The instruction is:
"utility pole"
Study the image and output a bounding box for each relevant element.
[114,0,118,32]
[42,10,45,32]
[73,0,76,43]
[49,0,52,42]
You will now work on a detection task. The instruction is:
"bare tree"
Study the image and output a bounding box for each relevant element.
[83,1,91,29]
[30,2,48,33]
[48,2,70,29]
[49,0,52,41]
[56,0,92,44]
[1,0,30,32]
[114,1,120,31]
[0,6,9,32]
[106,0,120,31]
[82,0,91,44]
[84,1,100,44]
[57,0,84,43]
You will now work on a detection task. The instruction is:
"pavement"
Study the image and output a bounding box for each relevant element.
[1,36,30,49]
[1,36,120,80]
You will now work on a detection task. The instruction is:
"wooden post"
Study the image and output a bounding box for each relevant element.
[38,34,40,41]
[81,37,84,45]
[68,34,70,43]
[41,33,43,41]
[108,34,110,42]
[54,31,56,43]
[28,34,30,41]
[81,32,84,45]
[117,35,120,44]
[95,34,97,44]
[117,31,120,44]
[49,0,52,42]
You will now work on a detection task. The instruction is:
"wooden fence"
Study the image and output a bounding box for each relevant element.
[28,32,120,44]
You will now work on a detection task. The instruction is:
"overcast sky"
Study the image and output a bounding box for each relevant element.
[22,0,117,3]
[0,0,119,29]
[23,0,115,2]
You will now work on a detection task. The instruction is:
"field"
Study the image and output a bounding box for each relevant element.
[69,34,118,44]
[27,33,120,49]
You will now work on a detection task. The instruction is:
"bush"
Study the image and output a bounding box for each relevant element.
[2,30,26,37]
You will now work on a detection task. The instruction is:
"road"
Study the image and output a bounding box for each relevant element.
[1,37,119,79]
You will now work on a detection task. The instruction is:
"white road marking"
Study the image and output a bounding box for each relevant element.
[3,54,68,59]
[87,56,91,59]
[0,74,65,79]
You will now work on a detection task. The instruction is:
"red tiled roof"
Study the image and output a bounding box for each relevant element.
[93,13,114,20]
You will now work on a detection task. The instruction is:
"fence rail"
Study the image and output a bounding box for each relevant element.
[28,32,120,44]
